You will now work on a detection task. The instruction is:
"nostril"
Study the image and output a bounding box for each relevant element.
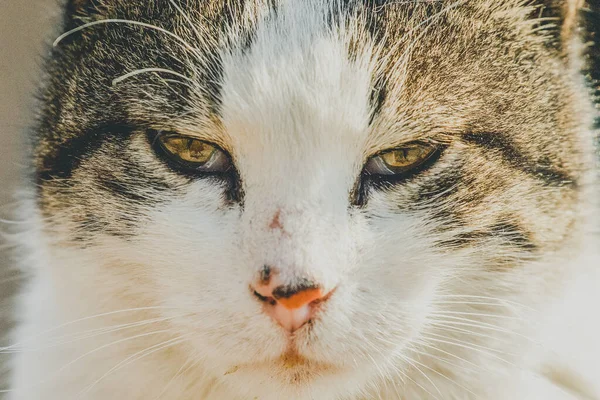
[272,280,319,300]
[253,290,276,306]
[252,283,337,332]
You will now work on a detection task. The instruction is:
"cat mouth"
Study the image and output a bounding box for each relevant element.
[224,346,341,379]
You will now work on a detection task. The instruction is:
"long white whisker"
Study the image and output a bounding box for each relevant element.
[53,19,199,56]
[398,354,443,397]
[427,318,544,347]
[0,306,178,351]
[424,331,518,357]
[8,330,172,395]
[420,335,515,366]
[433,294,537,311]
[3,314,190,354]
[407,343,480,375]
[414,340,482,370]
[427,321,512,344]
[429,313,526,331]
[431,300,526,309]
[430,310,523,321]
[112,68,196,87]
[153,356,198,400]
[77,335,189,398]
[402,350,480,399]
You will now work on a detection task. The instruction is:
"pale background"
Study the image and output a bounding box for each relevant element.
[0,0,60,391]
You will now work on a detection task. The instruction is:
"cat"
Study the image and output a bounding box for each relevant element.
[3,0,600,399]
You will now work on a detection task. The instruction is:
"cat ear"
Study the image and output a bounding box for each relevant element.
[529,0,585,47]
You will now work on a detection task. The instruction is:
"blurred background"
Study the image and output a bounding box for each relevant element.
[0,0,59,390]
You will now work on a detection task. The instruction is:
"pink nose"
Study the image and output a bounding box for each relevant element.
[252,272,332,332]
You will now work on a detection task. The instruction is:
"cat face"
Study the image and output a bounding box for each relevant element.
[33,0,594,398]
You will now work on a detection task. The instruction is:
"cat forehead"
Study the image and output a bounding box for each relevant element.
[217,1,375,158]
[170,0,529,153]
[167,1,488,148]
[43,0,561,164]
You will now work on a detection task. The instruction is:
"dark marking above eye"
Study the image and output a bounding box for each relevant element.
[37,124,136,185]
[369,74,388,124]
[461,132,575,187]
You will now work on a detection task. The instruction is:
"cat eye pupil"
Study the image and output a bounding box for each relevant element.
[188,140,216,162]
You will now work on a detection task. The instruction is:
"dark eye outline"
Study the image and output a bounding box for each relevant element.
[148,130,233,176]
[354,142,445,205]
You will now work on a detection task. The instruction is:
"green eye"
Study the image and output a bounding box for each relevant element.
[364,143,439,176]
[155,133,231,173]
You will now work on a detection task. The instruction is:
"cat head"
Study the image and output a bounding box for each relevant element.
[32,0,596,398]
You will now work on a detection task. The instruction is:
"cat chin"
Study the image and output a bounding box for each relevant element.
[191,336,369,396]
[216,361,371,400]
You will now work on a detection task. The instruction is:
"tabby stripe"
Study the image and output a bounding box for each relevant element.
[37,124,135,184]
[461,132,574,187]
[437,220,537,251]
[489,221,537,251]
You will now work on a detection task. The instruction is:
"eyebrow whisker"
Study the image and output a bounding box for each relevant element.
[112,68,196,87]
[53,19,201,58]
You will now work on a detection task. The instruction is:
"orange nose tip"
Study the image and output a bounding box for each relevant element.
[276,288,323,310]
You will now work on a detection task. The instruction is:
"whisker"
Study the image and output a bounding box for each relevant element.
[429,310,524,321]
[420,335,516,366]
[406,343,480,375]
[112,68,196,87]
[398,354,443,397]
[77,335,190,398]
[3,314,190,354]
[358,331,441,399]
[153,356,198,400]
[430,300,526,310]
[0,306,180,352]
[427,321,512,344]
[433,294,537,311]
[53,19,200,57]
[6,330,172,394]
[412,340,486,371]
[428,314,540,337]
[428,313,526,331]
[402,350,480,399]
[424,331,518,357]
